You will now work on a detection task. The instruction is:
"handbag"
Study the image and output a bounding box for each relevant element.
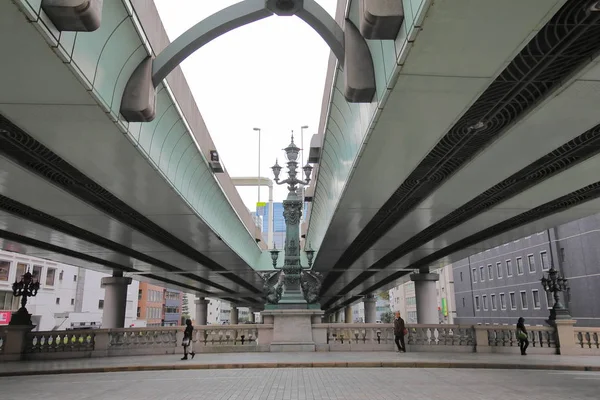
[182,337,190,347]
[517,330,527,340]
[403,328,408,335]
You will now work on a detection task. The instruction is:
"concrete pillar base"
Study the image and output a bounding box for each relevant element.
[411,273,439,325]
[230,305,239,325]
[194,298,209,325]
[344,305,353,323]
[101,275,132,329]
[262,309,324,352]
[363,295,377,323]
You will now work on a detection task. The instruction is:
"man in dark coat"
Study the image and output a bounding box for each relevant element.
[393,311,406,352]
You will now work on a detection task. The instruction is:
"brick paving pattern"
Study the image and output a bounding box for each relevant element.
[1,368,599,400]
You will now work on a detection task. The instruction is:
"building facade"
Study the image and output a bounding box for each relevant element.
[257,202,286,249]
[137,282,167,327]
[0,249,140,330]
[453,214,600,327]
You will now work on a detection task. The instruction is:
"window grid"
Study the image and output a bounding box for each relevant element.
[509,292,516,310]
[496,262,502,278]
[520,291,528,310]
[516,257,524,275]
[527,254,536,273]
[506,260,513,277]
[500,293,506,310]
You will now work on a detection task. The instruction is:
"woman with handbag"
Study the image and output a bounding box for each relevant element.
[181,319,195,360]
[516,317,529,356]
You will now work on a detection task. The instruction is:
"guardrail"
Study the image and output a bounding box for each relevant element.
[574,327,600,355]
[476,325,557,354]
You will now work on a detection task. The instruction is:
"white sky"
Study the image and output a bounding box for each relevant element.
[153,0,338,210]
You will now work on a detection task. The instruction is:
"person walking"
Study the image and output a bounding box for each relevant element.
[516,317,529,356]
[393,311,407,353]
[181,318,196,360]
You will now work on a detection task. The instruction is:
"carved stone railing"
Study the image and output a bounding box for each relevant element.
[474,325,557,354]
[16,324,271,360]
[26,330,95,354]
[574,327,600,355]
[317,324,475,352]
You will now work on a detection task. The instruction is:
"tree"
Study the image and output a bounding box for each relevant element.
[378,291,390,300]
[380,311,394,323]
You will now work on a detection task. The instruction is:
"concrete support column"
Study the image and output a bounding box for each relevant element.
[411,273,440,324]
[100,271,132,329]
[194,297,209,325]
[230,304,239,324]
[334,311,340,323]
[344,305,353,323]
[249,308,257,323]
[363,294,377,323]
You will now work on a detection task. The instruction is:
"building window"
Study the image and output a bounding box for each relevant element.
[527,254,535,273]
[70,298,75,306]
[462,297,465,307]
[475,296,480,311]
[487,264,493,280]
[491,294,497,311]
[59,270,64,281]
[55,298,60,305]
[509,292,516,310]
[532,290,541,309]
[460,271,463,282]
[479,266,484,281]
[496,262,502,278]
[16,263,27,280]
[46,267,56,286]
[499,293,506,310]
[138,289,142,300]
[472,268,477,283]
[506,260,513,277]
[482,295,488,311]
[73,275,77,282]
[137,307,141,318]
[0,260,11,282]
[98,300,104,310]
[32,265,43,281]
[520,291,528,309]
[540,251,549,271]
[516,257,524,275]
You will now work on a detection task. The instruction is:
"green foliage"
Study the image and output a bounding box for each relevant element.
[378,291,390,300]
[380,311,394,323]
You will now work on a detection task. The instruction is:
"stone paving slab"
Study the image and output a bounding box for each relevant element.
[1,351,600,376]
[2,368,600,400]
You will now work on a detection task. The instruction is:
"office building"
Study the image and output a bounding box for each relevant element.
[0,249,140,330]
[453,213,600,327]
[351,294,391,322]
[257,202,286,249]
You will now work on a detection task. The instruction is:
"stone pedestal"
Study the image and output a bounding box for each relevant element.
[101,275,132,329]
[555,319,577,355]
[194,298,209,325]
[262,309,324,352]
[0,325,34,361]
[411,273,439,324]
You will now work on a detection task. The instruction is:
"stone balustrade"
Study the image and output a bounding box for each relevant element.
[318,324,475,352]
[1,319,597,361]
[475,325,557,354]
[574,327,600,355]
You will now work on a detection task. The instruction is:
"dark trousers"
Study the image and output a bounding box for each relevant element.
[519,338,529,354]
[394,334,405,351]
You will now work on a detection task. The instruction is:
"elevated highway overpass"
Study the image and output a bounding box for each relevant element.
[306,0,600,316]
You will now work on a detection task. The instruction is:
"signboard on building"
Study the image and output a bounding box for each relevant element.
[0,310,12,325]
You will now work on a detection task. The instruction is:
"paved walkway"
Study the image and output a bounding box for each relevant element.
[1,352,600,376]
[1,367,599,400]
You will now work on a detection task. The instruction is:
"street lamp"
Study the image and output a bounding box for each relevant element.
[10,270,40,325]
[253,127,261,208]
[264,132,321,306]
[541,265,570,322]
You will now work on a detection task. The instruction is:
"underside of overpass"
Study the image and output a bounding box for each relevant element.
[307,0,600,314]
[0,0,270,308]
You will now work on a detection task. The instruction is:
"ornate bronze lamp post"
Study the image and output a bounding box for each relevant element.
[541,265,570,322]
[262,133,321,308]
[10,271,40,326]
